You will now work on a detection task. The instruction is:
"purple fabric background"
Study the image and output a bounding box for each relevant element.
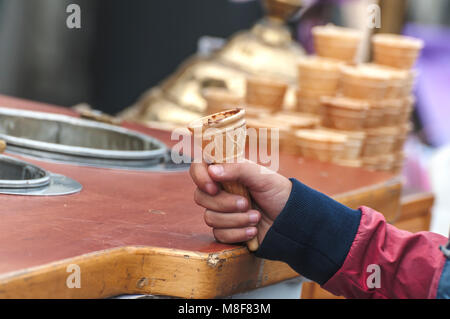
[404,23,450,147]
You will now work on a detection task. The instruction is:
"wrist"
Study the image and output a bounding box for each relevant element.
[255,178,361,285]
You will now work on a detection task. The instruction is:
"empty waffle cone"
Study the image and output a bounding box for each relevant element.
[295,129,347,162]
[372,33,424,69]
[188,108,259,252]
[312,24,363,63]
[339,64,391,100]
[363,63,412,98]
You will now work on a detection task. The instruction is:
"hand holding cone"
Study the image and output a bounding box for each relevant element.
[188,108,259,252]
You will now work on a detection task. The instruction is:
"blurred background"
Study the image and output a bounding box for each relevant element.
[0,0,449,235]
[0,0,264,113]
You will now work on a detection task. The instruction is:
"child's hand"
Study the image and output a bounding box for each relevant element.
[189,160,292,246]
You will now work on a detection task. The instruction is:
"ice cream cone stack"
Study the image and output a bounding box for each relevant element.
[296,56,343,116]
[188,108,259,252]
[291,28,424,174]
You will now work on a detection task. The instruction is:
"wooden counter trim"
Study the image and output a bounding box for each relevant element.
[0,177,401,299]
[0,246,297,299]
[398,192,434,221]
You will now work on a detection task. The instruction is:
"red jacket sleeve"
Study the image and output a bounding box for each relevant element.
[322,206,448,298]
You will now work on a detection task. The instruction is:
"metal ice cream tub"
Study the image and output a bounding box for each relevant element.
[0,107,168,170]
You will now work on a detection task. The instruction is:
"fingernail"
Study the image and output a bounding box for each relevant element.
[236,198,247,211]
[249,212,259,224]
[205,183,216,194]
[246,228,256,237]
[209,165,224,176]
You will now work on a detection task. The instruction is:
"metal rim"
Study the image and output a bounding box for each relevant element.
[0,107,168,168]
[0,155,51,189]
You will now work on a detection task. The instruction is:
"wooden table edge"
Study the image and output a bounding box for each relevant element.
[0,177,402,299]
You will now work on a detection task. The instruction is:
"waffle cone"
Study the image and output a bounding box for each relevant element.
[188,109,259,252]
[339,64,390,100]
[312,24,362,62]
[372,34,424,69]
[295,129,347,162]
[221,181,259,252]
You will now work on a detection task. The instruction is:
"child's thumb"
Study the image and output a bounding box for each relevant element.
[207,161,266,188]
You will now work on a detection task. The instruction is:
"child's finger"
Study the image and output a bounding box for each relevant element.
[194,188,249,212]
[189,162,219,195]
[204,209,260,228]
[207,161,269,190]
[213,227,258,244]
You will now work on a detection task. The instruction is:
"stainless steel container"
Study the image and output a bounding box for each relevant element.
[0,107,169,170]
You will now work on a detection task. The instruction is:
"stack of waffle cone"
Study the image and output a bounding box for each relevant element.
[188,108,259,252]
[296,56,343,115]
[317,63,416,173]
[294,31,424,174]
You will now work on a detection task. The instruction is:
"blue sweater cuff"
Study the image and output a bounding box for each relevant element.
[255,178,362,285]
